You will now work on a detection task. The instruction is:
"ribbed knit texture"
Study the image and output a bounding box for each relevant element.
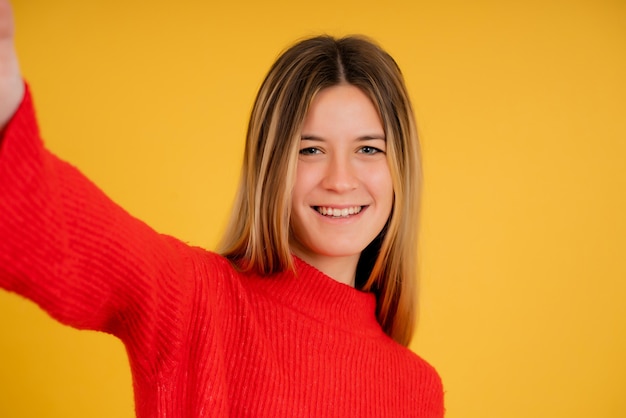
[0,86,444,417]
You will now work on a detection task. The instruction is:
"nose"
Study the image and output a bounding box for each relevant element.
[321,154,358,192]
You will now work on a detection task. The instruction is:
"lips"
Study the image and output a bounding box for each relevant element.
[314,206,364,218]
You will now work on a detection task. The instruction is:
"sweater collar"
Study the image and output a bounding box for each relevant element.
[251,256,384,337]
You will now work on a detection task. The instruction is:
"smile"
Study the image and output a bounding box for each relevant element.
[314,206,364,218]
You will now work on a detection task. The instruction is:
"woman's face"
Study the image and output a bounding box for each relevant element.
[289,84,394,284]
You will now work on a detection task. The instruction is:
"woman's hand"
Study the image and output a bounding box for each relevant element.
[0,0,24,133]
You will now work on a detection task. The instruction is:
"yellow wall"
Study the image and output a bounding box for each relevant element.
[1,0,625,416]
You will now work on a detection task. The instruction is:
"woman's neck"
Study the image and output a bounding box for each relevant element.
[290,247,359,287]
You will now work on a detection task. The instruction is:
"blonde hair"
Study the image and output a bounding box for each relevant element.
[219,35,422,346]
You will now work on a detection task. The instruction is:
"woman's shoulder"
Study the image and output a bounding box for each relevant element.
[382,337,443,387]
[182,244,237,274]
[398,347,445,413]
[406,347,442,383]
[175,243,246,293]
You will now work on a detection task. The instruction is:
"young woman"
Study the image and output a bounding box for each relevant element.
[0,1,444,416]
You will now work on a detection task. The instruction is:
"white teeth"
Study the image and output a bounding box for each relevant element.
[316,206,363,218]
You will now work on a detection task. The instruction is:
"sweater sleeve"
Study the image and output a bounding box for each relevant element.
[0,85,194,360]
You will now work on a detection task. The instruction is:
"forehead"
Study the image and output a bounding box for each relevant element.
[301,85,384,136]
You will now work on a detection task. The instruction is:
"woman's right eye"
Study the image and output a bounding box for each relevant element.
[299,147,321,155]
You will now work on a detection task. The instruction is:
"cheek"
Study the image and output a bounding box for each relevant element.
[370,164,394,208]
[382,183,395,220]
[292,164,317,203]
[376,174,395,227]
[291,169,305,206]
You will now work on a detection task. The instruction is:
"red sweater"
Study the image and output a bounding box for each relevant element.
[0,88,444,417]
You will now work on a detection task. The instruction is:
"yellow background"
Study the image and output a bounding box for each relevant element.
[1,0,625,416]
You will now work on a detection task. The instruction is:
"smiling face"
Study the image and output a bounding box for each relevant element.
[289,84,394,286]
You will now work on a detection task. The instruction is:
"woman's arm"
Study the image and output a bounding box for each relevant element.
[0,0,194,364]
[0,0,24,134]
[0,87,195,337]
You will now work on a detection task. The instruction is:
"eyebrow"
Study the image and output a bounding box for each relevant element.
[300,134,386,141]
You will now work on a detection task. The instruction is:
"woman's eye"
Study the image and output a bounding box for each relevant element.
[359,146,383,155]
[299,147,321,155]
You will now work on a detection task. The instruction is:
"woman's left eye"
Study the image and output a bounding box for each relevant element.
[358,146,383,155]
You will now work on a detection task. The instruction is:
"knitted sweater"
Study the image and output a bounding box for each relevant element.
[0,87,444,417]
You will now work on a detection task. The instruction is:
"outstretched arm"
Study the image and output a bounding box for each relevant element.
[0,0,195,371]
[0,0,24,134]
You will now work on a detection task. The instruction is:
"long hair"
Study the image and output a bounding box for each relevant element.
[218,35,422,346]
